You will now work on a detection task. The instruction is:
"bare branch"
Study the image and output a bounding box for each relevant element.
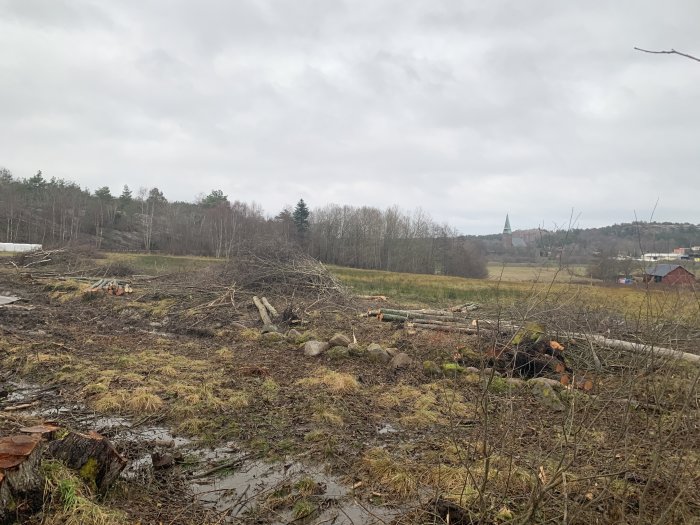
[634,47,700,63]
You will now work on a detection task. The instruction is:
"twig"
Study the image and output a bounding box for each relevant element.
[634,47,700,63]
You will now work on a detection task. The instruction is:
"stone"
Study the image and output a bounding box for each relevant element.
[389,353,412,370]
[328,333,351,347]
[348,343,366,356]
[530,381,565,412]
[442,363,465,374]
[327,346,350,360]
[481,368,501,377]
[286,329,302,341]
[367,344,391,363]
[385,347,399,357]
[231,322,247,330]
[528,377,564,391]
[505,377,525,388]
[261,324,278,334]
[262,331,284,342]
[464,367,480,374]
[304,341,330,357]
[423,360,442,377]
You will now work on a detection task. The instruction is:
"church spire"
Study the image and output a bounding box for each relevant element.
[503,214,512,235]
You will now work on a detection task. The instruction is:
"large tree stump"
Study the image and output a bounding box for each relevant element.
[47,431,126,493]
[0,434,44,524]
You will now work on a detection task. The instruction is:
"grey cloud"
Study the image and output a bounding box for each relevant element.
[0,1,698,233]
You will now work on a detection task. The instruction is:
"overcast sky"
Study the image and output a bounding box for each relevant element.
[1,1,699,234]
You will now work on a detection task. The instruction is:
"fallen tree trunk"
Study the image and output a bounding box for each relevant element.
[571,333,700,365]
[412,322,479,335]
[261,297,278,318]
[252,296,273,326]
[47,431,126,493]
[0,434,44,524]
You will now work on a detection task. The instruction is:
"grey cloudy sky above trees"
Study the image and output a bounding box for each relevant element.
[1,1,699,234]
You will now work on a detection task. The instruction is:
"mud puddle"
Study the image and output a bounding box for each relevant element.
[2,379,398,523]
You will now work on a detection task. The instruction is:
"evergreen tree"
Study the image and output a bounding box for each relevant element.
[201,189,229,208]
[292,198,310,238]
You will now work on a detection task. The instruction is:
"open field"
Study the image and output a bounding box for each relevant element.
[1,250,699,524]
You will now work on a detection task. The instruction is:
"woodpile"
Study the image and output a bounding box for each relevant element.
[87,278,133,296]
[366,306,491,335]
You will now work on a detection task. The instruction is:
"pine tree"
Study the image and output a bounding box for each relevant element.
[292,199,310,240]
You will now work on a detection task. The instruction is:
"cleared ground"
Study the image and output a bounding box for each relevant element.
[1,251,698,524]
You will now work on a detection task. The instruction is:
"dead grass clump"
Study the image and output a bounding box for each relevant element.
[297,368,359,393]
[156,365,179,377]
[361,448,418,498]
[313,407,344,426]
[93,391,127,413]
[376,384,423,409]
[216,347,234,360]
[126,388,163,413]
[261,378,280,401]
[42,460,126,525]
[240,328,261,341]
[227,391,250,408]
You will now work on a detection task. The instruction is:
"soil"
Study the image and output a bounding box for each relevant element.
[1,256,698,524]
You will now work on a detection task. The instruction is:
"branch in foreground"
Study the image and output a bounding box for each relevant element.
[634,47,700,63]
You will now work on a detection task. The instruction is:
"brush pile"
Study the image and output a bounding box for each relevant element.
[218,242,348,301]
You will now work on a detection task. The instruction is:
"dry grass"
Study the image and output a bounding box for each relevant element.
[296,368,360,393]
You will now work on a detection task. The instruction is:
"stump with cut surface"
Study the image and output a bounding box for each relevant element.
[47,431,126,493]
[0,434,44,524]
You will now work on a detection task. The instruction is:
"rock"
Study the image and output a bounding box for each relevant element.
[327,346,350,360]
[464,367,480,374]
[385,347,399,357]
[286,329,302,341]
[423,360,442,377]
[231,322,247,330]
[464,373,480,384]
[528,377,564,391]
[481,368,501,377]
[505,377,525,388]
[261,324,278,334]
[151,452,175,469]
[262,332,285,342]
[304,341,330,357]
[367,344,391,363]
[389,353,412,370]
[328,333,351,347]
[442,363,465,374]
[530,382,566,412]
[348,343,366,356]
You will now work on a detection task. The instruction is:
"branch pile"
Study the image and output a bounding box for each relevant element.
[218,242,349,301]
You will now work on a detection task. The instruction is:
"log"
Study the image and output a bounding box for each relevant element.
[47,431,126,493]
[571,333,700,365]
[0,434,44,523]
[412,322,479,335]
[381,308,469,320]
[252,296,273,326]
[261,297,278,318]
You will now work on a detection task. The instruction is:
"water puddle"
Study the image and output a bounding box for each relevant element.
[1,379,399,523]
[189,458,397,524]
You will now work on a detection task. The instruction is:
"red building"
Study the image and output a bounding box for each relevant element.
[643,264,696,285]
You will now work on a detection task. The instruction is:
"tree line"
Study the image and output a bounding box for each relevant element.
[0,168,487,278]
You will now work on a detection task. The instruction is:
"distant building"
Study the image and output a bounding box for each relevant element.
[0,243,42,252]
[502,214,512,248]
[641,253,687,262]
[502,214,529,249]
[643,264,696,285]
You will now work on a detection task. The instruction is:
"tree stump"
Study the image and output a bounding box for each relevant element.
[0,434,44,524]
[47,431,126,493]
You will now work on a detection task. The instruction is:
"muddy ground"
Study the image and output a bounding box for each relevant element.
[1,254,698,524]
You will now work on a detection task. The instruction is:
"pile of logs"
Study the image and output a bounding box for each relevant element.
[365,307,492,335]
[87,278,133,296]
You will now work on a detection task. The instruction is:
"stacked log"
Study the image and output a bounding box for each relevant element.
[367,307,498,335]
[87,279,133,296]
